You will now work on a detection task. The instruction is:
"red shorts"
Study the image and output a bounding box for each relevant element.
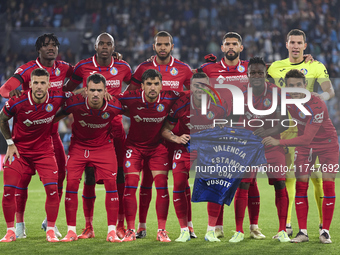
[66,143,118,182]
[3,153,58,181]
[172,144,194,174]
[111,116,126,168]
[124,143,169,173]
[242,147,286,185]
[295,146,339,177]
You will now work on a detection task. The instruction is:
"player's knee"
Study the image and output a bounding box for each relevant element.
[84,167,96,185]
[173,172,188,191]
[274,180,286,190]
[239,182,250,190]
[117,167,125,183]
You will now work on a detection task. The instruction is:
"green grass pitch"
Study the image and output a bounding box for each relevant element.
[0,172,339,255]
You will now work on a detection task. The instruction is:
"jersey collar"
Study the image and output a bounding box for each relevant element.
[220,58,241,70]
[36,58,56,69]
[153,56,174,67]
[28,89,50,105]
[141,90,161,104]
[85,96,108,111]
[92,55,114,68]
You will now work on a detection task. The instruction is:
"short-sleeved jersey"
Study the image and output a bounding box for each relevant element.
[167,92,229,136]
[267,58,330,92]
[13,58,73,90]
[118,89,181,149]
[189,126,267,205]
[285,95,338,149]
[63,94,124,148]
[238,82,282,137]
[131,56,192,91]
[70,55,132,95]
[3,89,69,154]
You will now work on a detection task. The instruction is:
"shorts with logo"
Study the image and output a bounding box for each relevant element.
[124,143,169,173]
[3,152,58,181]
[242,147,286,185]
[66,143,118,182]
[172,144,195,174]
[294,145,339,178]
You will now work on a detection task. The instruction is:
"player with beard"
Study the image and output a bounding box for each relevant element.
[63,33,132,239]
[199,32,264,240]
[0,33,73,239]
[127,31,195,239]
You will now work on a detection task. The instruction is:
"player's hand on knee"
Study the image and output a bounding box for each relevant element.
[9,89,23,98]
[5,144,20,165]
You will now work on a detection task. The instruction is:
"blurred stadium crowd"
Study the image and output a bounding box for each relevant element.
[0,0,340,133]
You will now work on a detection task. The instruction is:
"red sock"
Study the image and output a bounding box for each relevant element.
[82,183,96,228]
[248,181,260,225]
[186,181,192,223]
[139,166,153,225]
[104,179,119,226]
[234,188,248,233]
[124,174,139,230]
[322,181,335,230]
[216,205,224,226]
[275,187,288,232]
[15,174,31,223]
[207,202,222,227]
[3,169,21,228]
[65,179,80,226]
[173,172,188,228]
[43,179,60,227]
[295,181,309,230]
[154,174,169,230]
[117,182,125,228]
[52,132,66,200]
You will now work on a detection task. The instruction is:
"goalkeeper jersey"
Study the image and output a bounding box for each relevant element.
[189,126,266,205]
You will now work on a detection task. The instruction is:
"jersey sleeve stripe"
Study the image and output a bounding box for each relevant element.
[167,115,178,123]
[10,98,28,111]
[118,96,141,100]
[20,64,37,75]
[174,60,192,70]
[305,104,314,124]
[173,102,190,117]
[108,104,123,110]
[64,102,85,111]
[74,61,92,72]
[4,106,14,116]
[131,77,141,85]
[72,73,83,82]
[160,97,178,100]
[200,62,214,69]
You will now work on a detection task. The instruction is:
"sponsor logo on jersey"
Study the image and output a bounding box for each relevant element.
[237,65,245,73]
[263,98,271,107]
[157,104,165,112]
[172,162,176,169]
[207,111,215,120]
[300,68,308,75]
[50,81,63,88]
[313,111,324,123]
[162,80,179,89]
[55,68,61,76]
[78,120,109,128]
[298,111,306,119]
[133,115,166,123]
[110,67,118,76]
[125,161,131,168]
[101,112,110,119]
[170,67,178,76]
[23,116,54,127]
[107,80,120,88]
[45,104,53,112]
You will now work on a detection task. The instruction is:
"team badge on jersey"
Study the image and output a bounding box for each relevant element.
[172,162,177,169]
[110,67,118,76]
[125,161,131,168]
[300,68,308,75]
[55,68,61,76]
[170,67,178,76]
[298,111,306,119]
[45,104,54,112]
[237,65,245,73]
[263,98,271,107]
[207,111,215,120]
[101,112,110,119]
[157,104,165,112]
